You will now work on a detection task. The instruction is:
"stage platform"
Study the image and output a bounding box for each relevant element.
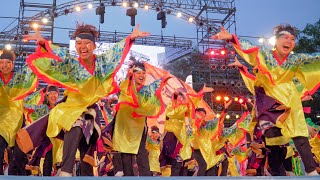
[0,176,319,180]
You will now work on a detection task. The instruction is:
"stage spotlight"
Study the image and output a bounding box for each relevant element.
[236,82,242,87]
[224,96,229,101]
[247,98,252,103]
[221,65,227,70]
[211,65,216,70]
[220,50,226,55]
[22,51,27,57]
[32,23,39,29]
[122,2,128,7]
[75,6,81,12]
[177,12,182,18]
[230,81,235,86]
[235,114,239,119]
[234,97,239,102]
[258,38,264,43]
[226,114,230,119]
[290,51,294,54]
[22,39,29,43]
[144,4,149,10]
[268,36,276,46]
[111,1,116,6]
[216,113,220,118]
[64,9,70,15]
[222,81,226,86]
[212,81,217,85]
[41,17,48,24]
[216,96,221,101]
[13,36,18,41]
[24,30,29,35]
[127,8,137,26]
[238,98,244,104]
[188,17,194,22]
[88,3,93,9]
[96,3,106,24]
[210,50,215,55]
[133,2,139,8]
[157,11,166,28]
[5,44,12,50]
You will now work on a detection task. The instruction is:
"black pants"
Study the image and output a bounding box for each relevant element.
[0,136,7,175]
[43,149,53,176]
[193,149,207,176]
[61,126,93,176]
[266,145,292,176]
[120,129,151,176]
[265,127,317,173]
[8,144,29,175]
[205,158,228,176]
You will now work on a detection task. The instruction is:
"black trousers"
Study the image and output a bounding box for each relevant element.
[0,135,7,175]
[119,129,151,176]
[8,144,29,175]
[43,149,53,176]
[266,145,292,176]
[193,149,207,176]
[265,127,317,173]
[61,126,94,176]
[205,158,228,176]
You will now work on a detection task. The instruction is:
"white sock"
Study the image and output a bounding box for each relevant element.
[114,171,124,176]
[285,171,295,176]
[307,170,319,176]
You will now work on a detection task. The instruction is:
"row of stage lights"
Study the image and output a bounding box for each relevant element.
[214,96,252,119]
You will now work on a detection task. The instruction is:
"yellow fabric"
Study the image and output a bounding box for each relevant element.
[228,156,240,176]
[285,145,295,159]
[146,138,161,173]
[50,137,64,164]
[164,102,192,160]
[161,167,171,176]
[0,91,23,147]
[113,79,162,154]
[309,135,320,162]
[232,39,320,144]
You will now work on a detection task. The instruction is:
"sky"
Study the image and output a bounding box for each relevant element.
[0,0,319,45]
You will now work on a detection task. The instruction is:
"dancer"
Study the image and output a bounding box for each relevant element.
[112,61,169,176]
[20,23,150,176]
[213,24,320,175]
[0,49,38,175]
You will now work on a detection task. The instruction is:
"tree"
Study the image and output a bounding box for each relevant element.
[295,19,320,124]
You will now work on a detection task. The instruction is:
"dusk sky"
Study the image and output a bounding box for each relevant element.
[0,0,319,44]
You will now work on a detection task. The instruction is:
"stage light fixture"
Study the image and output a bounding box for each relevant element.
[5,44,12,50]
[32,23,39,29]
[235,114,239,119]
[221,65,227,71]
[133,2,139,8]
[224,96,229,101]
[268,36,276,46]
[41,17,48,24]
[177,12,182,18]
[211,65,216,70]
[157,11,166,28]
[127,8,137,26]
[238,98,244,104]
[122,2,128,7]
[234,97,239,101]
[220,50,226,55]
[216,96,221,101]
[226,114,230,119]
[144,4,149,10]
[88,3,93,9]
[75,6,81,12]
[64,9,70,15]
[188,17,194,22]
[258,38,264,43]
[96,3,106,24]
[216,113,220,118]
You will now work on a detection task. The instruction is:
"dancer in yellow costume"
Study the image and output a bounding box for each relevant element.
[20,23,150,176]
[0,49,38,175]
[213,24,320,176]
[112,61,169,176]
[146,125,161,176]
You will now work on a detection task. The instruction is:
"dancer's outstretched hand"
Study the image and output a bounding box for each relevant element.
[224,99,233,110]
[23,29,45,44]
[228,57,243,68]
[202,84,214,93]
[131,24,150,40]
[211,26,233,40]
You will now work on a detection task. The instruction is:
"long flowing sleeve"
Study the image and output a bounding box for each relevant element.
[295,52,320,95]
[23,88,49,123]
[7,65,38,100]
